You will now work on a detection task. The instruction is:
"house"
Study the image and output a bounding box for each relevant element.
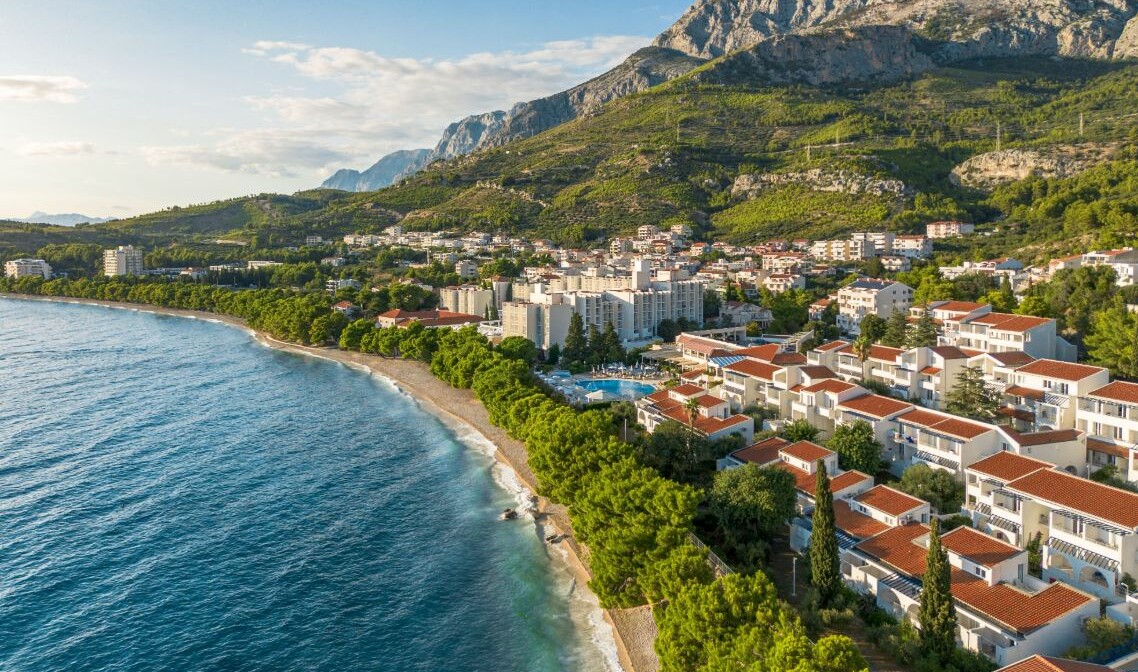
[927,221,976,239]
[999,359,1110,432]
[836,279,913,336]
[635,386,755,443]
[789,379,865,439]
[720,301,773,327]
[375,309,483,330]
[1077,380,1138,482]
[763,273,806,294]
[941,311,1077,361]
[995,656,1111,672]
[720,439,873,512]
[892,235,933,259]
[1083,248,1138,286]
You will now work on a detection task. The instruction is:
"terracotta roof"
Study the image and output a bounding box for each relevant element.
[694,394,727,408]
[730,437,790,465]
[866,344,904,363]
[1004,428,1081,447]
[799,365,838,380]
[781,440,833,464]
[676,334,734,355]
[830,470,873,494]
[1015,359,1107,382]
[680,369,703,380]
[833,499,890,539]
[669,383,706,397]
[1005,385,1045,400]
[856,525,1097,635]
[814,340,848,352]
[1007,469,1138,529]
[895,408,991,440]
[968,312,1054,333]
[1089,380,1138,404]
[724,358,781,380]
[985,351,1037,367]
[941,526,1023,567]
[919,366,941,376]
[734,343,780,361]
[838,393,913,419]
[779,463,818,494]
[995,655,1112,672]
[854,485,926,517]
[643,389,672,404]
[1086,437,1129,459]
[662,407,752,435]
[928,345,971,359]
[803,379,859,395]
[930,301,987,313]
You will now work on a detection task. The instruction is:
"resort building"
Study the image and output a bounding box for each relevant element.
[3,258,52,279]
[1077,380,1138,480]
[103,245,143,276]
[375,309,482,330]
[836,279,913,336]
[635,384,754,444]
[926,221,976,239]
[438,285,494,318]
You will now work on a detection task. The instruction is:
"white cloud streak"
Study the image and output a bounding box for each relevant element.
[19,141,98,157]
[145,35,650,176]
[0,75,88,103]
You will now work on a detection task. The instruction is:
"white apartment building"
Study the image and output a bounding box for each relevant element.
[438,285,493,318]
[1082,248,1138,286]
[811,238,874,262]
[636,385,754,443]
[1077,380,1138,480]
[892,235,932,258]
[835,279,913,336]
[455,260,479,279]
[998,359,1110,432]
[4,258,52,279]
[103,246,143,276]
[762,273,805,293]
[939,311,1077,361]
[926,221,976,238]
[851,232,895,256]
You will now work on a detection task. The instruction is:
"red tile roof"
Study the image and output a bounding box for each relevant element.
[1006,385,1046,400]
[814,340,849,352]
[931,301,988,313]
[855,485,926,517]
[1089,380,1138,404]
[662,407,752,435]
[781,440,833,464]
[1007,469,1138,529]
[866,344,904,362]
[730,437,790,465]
[838,393,913,419]
[834,499,890,539]
[941,526,1023,567]
[967,452,1054,483]
[669,383,706,397]
[779,463,817,494]
[969,312,1054,332]
[643,389,672,404]
[694,395,727,408]
[1015,359,1107,382]
[724,359,781,380]
[830,470,873,494]
[984,351,1037,367]
[995,655,1113,672]
[856,525,1097,635]
[1003,428,1081,447]
[919,366,942,376]
[1086,437,1129,459]
[895,408,991,440]
[799,365,838,380]
[676,334,734,355]
[802,379,858,394]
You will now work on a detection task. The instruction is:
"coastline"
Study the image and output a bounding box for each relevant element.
[0,293,659,672]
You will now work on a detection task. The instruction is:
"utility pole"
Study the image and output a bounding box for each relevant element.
[996,120,1002,152]
[807,143,812,162]
[1080,112,1085,139]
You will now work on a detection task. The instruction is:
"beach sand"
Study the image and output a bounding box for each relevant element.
[1,294,660,672]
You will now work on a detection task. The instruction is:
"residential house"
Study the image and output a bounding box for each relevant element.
[836,279,913,336]
[926,221,976,239]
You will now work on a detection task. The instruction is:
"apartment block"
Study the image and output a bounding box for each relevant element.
[3,258,52,279]
[438,284,493,318]
[926,221,976,238]
[103,245,143,276]
[836,279,913,336]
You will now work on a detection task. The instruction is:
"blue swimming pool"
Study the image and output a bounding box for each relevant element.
[576,379,657,400]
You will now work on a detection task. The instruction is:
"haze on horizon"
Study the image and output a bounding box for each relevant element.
[0,0,691,219]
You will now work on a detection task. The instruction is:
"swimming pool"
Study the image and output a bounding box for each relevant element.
[576,378,657,400]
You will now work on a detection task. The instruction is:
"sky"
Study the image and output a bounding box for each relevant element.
[0,1,693,219]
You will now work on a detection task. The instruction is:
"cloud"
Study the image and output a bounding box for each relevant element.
[0,75,88,103]
[145,34,651,176]
[142,130,357,178]
[19,141,98,157]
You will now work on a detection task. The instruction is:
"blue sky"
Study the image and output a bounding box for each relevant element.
[0,1,692,218]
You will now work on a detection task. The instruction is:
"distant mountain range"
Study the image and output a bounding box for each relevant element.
[322,0,1138,193]
[8,212,114,226]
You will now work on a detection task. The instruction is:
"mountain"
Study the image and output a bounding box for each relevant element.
[321,149,431,192]
[13,212,114,226]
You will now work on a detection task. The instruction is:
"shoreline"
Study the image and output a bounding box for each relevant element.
[0,293,659,672]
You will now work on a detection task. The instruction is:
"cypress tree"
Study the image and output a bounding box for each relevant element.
[811,459,841,607]
[919,518,958,665]
[882,309,911,348]
[563,312,587,365]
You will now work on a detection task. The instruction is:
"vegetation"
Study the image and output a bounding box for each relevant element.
[708,464,796,569]
[919,519,957,667]
[827,421,882,475]
[944,366,1000,422]
[810,462,842,608]
[897,464,965,515]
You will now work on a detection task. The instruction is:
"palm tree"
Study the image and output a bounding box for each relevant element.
[684,396,702,467]
[853,334,873,362]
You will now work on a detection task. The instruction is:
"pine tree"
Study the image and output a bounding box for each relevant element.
[907,307,938,348]
[919,518,958,665]
[586,323,603,364]
[944,365,1000,421]
[601,321,624,364]
[563,312,587,366]
[881,309,911,348]
[811,459,841,607]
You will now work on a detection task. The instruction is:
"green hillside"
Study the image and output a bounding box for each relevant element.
[6,56,1138,263]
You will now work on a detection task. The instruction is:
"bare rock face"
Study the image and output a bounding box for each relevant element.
[689,25,934,86]
[950,145,1117,189]
[733,169,909,198]
[427,111,509,163]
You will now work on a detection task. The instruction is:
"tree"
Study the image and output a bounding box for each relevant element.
[853,334,873,362]
[882,309,911,348]
[586,323,603,364]
[827,420,882,474]
[782,418,820,442]
[919,519,958,666]
[684,396,702,468]
[601,321,625,364]
[945,365,1000,422]
[657,318,680,342]
[704,289,723,320]
[859,313,887,343]
[562,312,587,366]
[907,307,938,348]
[545,342,561,366]
[1086,298,1138,378]
[897,464,964,514]
[710,464,797,557]
[498,336,538,364]
[811,460,841,608]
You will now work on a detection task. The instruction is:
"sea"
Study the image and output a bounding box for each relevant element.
[0,298,619,672]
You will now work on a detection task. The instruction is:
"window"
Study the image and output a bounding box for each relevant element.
[1039,513,1048,524]
[975,567,987,579]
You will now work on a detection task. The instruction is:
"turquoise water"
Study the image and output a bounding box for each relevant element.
[0,298,615,672]
[576,379,656,400]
